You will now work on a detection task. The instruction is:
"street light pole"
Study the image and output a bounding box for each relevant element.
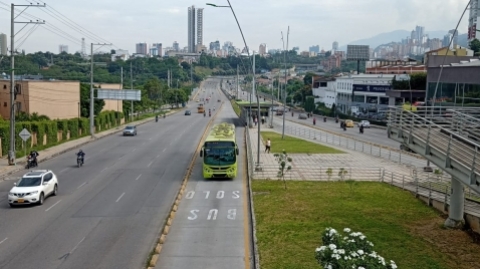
[90,42,111,137]
[8,3,45,165]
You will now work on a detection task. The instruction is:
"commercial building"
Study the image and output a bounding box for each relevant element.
[424,45,474,65]
[188,5,204,53]
[152,43,163,56]
[366,59,426,74]
[312,76,336,108]
[135,43,148,55]
[468,0,479,42]
[0,80,80,120]
[0,33,7,56]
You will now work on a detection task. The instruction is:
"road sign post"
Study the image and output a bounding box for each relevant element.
[19,128,31,163]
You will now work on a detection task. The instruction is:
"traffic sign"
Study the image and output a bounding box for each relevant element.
[19,128,31,141]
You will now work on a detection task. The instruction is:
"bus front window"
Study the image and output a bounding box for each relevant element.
[204,143,236,166]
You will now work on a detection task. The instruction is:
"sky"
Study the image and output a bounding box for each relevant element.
[0,0,472,54]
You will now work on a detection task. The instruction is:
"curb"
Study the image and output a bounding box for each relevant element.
[145,102,223,269]
[0,110,180,181]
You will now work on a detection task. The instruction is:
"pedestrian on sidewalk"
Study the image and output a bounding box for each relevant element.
[254,117,258,126]
[265,138,271,153]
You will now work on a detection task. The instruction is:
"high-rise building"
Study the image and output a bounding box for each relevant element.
[468,0,479,42]
[152,43,163,56]
[259,43,267,55]
[309,45,320,53]
[173,41,179,52]
[332,41,339,51]
[0,33,7,56]
[187,5,204,53]
[136,43,148,55]
[415,26,425,44]
[59,45,68,53]
[448,29,458,48]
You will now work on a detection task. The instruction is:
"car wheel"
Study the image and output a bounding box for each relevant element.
[53,184,58,196]
[38,193,44,205]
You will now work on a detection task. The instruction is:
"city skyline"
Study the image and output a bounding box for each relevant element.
[0,0,476,54]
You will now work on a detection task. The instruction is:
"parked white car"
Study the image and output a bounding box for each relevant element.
[358,120,371,128]
[8,170,58,207]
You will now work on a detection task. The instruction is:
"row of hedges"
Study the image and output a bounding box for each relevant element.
[0,110,125,158]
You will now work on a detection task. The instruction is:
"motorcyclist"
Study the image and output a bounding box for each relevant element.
[29,150,39,167]
[76,149,85,164]
[204,111,206,117]
[359,124,364,134]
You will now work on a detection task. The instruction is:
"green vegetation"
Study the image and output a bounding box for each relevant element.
[253,181,480,269]
[231,100,241,117]
[260,131,343,154]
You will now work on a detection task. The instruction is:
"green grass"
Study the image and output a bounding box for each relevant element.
[231,100,241,117]
[253,181,469,269]
[260,131,343,154]
[194,66,214,77]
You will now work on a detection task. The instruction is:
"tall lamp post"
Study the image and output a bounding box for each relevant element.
[207,1,262,170]
[90,43,111,137]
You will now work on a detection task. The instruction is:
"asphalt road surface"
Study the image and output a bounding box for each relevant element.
[156,78,251,269]
[240,88,400,149]
[0,83,217,269]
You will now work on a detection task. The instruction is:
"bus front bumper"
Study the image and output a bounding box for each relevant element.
[203,165,236,178]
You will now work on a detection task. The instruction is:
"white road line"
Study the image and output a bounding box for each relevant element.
[162,148,166,152]
[115,192,125,203]
[59,168,69,174]
[77,182,87,189]
[148,161,154,168]
[135,174,142,181]
[70,237,86,254]
[45,200,62,212]
[0,238,7,245]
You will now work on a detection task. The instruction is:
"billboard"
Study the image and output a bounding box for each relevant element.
[97,89,141,101]
[347,45,370,61]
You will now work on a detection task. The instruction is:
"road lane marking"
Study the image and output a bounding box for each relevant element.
[59,168,69,174]
[70,237,86,254]
[116,192,126,203]
[148,161,154,168]
[162,148,166,152]
[0,238,7,245]
[45,200,62,212]
[135,174,142,181]
[77,182,87,189]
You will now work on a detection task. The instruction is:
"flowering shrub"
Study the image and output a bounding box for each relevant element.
[315,228,397,269]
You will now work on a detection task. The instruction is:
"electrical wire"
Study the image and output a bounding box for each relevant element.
[16,24,40,50]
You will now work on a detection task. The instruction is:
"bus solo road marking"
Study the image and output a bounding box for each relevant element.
[188,209,237,221]
[185,190,240,200]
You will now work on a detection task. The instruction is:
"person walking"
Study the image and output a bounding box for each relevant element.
[265,138,271,153]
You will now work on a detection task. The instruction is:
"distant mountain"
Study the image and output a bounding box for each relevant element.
[339,30,466,51]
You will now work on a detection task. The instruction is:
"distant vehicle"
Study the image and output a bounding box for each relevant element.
[123,126,137,136]
[298,113,307,120]
[358,120,371,128]
[199,123,239,179]
[8,170,58,207]
[276,110,284,116]
[185,110,192,116]
[198,103,205,113]
[345,120,354,128]
[218,99,221,102]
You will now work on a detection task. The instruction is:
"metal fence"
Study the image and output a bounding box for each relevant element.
[271,121,437,170]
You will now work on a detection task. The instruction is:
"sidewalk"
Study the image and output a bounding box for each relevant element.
[0,108,182,181]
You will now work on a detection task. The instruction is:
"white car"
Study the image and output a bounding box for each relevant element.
[8,170,58,207]
[358,120,371,128]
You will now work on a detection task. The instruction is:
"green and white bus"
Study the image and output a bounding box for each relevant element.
[200,122,239,179]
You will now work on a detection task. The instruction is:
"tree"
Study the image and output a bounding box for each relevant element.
[303,72,315,86]
[305,96,315,112]
[274,149,292,189]
[80,83,105,118]
[470,38,480,56]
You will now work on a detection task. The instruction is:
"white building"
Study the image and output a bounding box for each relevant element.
[111,49,130,61]
[335,74,395,115]
[312,77,336,108]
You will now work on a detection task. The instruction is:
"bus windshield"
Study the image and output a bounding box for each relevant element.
[204,141,236,166]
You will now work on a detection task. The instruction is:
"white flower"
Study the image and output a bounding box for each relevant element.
[357,249,364,255]
[338,249,345,255]
[368,241,374,246]
[390,263,398,269]
[359,235,366,240]
[358,267,365,269]
[326,264,332,269]
[328,244,337,250]
[316,246,326,252]
[344,228,351,233]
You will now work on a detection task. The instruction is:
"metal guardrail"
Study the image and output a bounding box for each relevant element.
[271,121,436,170]
[388,106,480,194]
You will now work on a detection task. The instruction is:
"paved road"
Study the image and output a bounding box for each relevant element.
[0,84,216,269]
[239,88,400,149]
[156,78,250,269]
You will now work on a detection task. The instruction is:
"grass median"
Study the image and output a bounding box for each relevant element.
[260,131,343,154]
[253,180,480,269]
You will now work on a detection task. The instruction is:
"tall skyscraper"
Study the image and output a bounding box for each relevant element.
[59,44,68,53]
[332,41,339,51]
[136,43,148,55]
[0,33,7,56]
[415,25,425,44]
[468,0,479,42]
[187,5,204,53]
[152,43,163,56]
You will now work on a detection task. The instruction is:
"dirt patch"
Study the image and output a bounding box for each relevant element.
[408,218,480,269]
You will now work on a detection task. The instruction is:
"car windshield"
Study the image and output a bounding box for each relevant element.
[125,126,134,130]
[17,177,42,187]
[204,141,236,166]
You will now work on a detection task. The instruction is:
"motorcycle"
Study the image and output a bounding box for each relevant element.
[26,155,36,169]
[155,116,158,122]
[77,155,84,167]
[359,125,364,134]
[323,117,327,122]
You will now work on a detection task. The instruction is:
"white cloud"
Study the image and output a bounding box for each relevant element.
[0,0,472,54]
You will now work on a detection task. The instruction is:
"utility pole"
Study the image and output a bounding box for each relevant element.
[254,51,262,170]
[119,66,123,113]
[9,3,45,165]
[90,42,111,137]
[281,27,290,139]
[236,65,239,99]
[130,61,133,122]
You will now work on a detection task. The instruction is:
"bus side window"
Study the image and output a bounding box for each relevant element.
[200,149,203,157]
[236,148,239,155]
